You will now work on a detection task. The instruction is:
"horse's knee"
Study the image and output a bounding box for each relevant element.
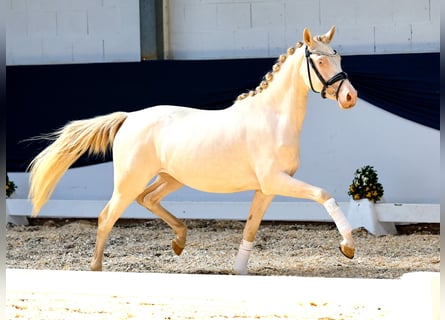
[315,189,332,204]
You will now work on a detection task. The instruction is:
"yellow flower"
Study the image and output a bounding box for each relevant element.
[353,194,360,200]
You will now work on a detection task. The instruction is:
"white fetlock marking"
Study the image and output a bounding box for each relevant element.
[323,198,352,241]
[233,239,254,275]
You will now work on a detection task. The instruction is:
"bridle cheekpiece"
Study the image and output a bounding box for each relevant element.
[305,46,348,100]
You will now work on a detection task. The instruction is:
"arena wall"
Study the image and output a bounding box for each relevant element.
[6,0,439,64]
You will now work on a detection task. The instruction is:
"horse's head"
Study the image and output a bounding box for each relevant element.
[302,26,357,109]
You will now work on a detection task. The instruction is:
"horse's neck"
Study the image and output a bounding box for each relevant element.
[250,49,309,132]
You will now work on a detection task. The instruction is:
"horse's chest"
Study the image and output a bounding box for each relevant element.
[260,123,301,174]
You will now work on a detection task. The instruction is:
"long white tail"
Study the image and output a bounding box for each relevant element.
[28,112,128,215]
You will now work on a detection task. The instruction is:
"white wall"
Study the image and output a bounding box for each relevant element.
[6,0,440,64]
[6,0,141,65]
[167,0,440,59]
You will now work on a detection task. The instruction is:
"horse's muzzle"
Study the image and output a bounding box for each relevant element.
[337,80,357,109]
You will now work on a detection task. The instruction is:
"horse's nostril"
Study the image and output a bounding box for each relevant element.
[346,93,352,102]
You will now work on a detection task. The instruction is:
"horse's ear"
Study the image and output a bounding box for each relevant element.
[303,28,314,48]
[322,25,336,44]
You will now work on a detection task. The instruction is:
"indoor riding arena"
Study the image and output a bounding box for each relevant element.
[5,0,439,319]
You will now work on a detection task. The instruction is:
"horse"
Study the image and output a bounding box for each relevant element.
[28,26,357,275]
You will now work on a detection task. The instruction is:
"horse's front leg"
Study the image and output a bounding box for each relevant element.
[261,172,355,259]
[234,191,274,275]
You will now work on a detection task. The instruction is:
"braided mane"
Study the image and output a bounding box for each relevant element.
[236,41,304,101]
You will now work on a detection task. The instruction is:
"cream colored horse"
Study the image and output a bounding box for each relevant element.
[29,26,357,275]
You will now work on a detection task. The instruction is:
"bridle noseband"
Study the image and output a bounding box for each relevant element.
[305,46,348,100]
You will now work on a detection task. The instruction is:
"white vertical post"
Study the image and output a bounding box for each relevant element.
[347,199,397,235]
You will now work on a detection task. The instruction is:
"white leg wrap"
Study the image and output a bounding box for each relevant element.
[233,239,254,275]
[323,198,352,238]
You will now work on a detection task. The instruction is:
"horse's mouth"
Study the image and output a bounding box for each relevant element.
[338,83,357,109]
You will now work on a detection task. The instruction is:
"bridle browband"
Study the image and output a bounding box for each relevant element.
[305,46,348,100]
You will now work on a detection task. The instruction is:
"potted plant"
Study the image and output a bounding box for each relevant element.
[6,174,17,198]
[348,165,384,203]
[346,165,396,235]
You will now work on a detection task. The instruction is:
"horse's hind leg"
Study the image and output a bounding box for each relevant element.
[90,170,155,271]
[90,194,133,271]
[136,173,186,255]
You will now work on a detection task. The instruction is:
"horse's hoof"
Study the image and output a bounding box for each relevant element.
[90,264,103,272]
[233,267,249,276]
[172,240,184,256]
[339,244,355,259]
